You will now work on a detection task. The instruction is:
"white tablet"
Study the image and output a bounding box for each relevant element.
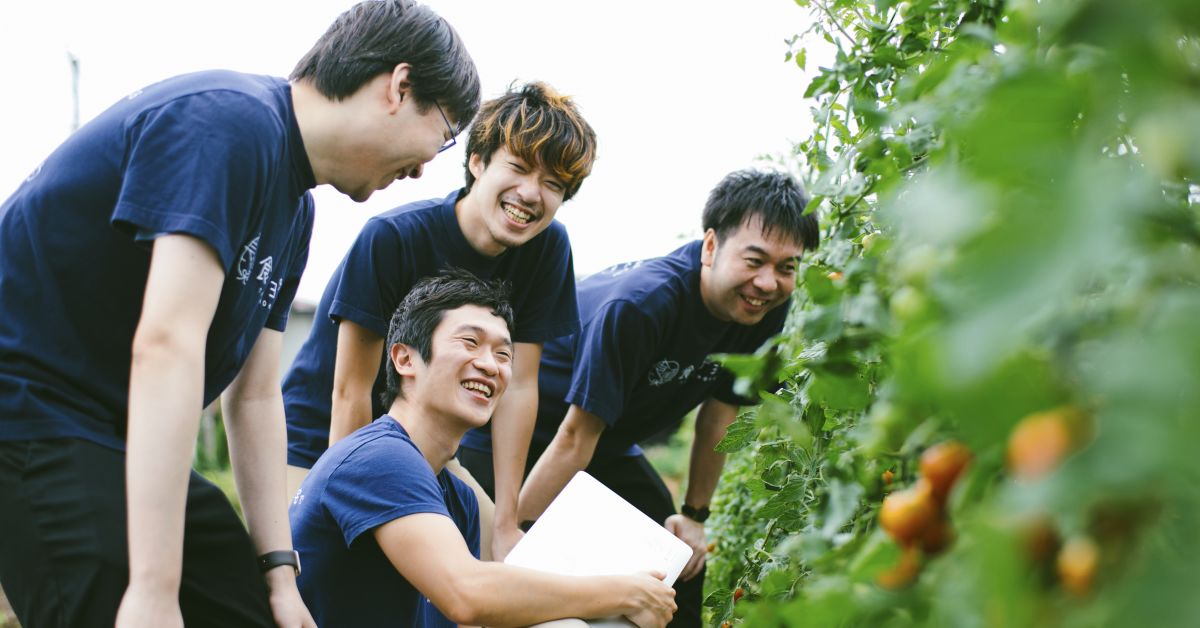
[504,472,694,627]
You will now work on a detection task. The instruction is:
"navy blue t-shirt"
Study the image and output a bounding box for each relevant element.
[461,241,787,459]
[284,191,579,467]
[0,70,315,449]
[291,416,479,628]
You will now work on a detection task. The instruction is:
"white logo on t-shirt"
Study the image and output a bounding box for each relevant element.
[647,360,680,386]
[647,359,721,386]
[236,235,260,285]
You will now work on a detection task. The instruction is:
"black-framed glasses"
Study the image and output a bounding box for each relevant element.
[435,103,458,153]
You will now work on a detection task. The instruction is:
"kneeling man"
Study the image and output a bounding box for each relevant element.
[290,271,676,628]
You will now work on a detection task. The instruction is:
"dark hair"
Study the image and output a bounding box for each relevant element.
[702,169,820,253]
[380,269,514,408]
[463,82,597,201]
[291,0,481,127]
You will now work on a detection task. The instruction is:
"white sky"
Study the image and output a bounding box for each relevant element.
[0,0,825,305]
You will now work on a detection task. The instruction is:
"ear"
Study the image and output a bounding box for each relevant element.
[386,63,414,114]
[467,152,486,180]
[390,342,419,378]
[701,228,718,267]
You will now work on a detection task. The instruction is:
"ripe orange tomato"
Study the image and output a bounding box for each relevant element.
[827,271,844,281]
[920,516,955,555]
[1057,535,1099,596]
[919,441,971,503]
[877,545,922,589]
[1008,408,1076,481]
[733,587,744,603]
[879,480,938,546]
[882,469,895,486]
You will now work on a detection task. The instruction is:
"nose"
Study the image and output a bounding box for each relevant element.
[516,173,540,203]
[472,351,499,377]
[408,164,425,179]
[752,267,778,293]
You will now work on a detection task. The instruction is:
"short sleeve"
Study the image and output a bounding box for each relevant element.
[328,218,412,338]
[323,436,450,547]
[511,223,580,343]
[111,91,286,271]
[563,300,661,426]
[266,194,315,331]
[461,486,481,559]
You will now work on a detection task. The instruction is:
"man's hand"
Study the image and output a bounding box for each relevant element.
[620,571,677,628]
[491,521,524,562]
[265,568,317,628]
[115,582,184,628]
[665,514,707,582]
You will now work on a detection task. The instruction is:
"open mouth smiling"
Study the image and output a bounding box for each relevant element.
[461,380,494,398]
[501,201,536,225]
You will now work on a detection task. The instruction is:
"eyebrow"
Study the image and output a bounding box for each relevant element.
[742,245,800,263]
[454,324,513,349]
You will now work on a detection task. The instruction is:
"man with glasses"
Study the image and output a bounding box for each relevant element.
[284,81,597,562]
[0,1,479,626]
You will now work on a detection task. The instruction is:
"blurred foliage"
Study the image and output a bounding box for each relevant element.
[705,0,1200,625]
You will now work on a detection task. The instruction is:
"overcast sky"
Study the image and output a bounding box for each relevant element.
[0,0,825,304]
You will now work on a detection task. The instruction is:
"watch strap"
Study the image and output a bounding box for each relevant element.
[258,550,301,576]
[680,503,711,523]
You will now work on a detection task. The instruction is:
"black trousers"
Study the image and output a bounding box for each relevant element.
[0,438,275,628]
[458,443,706,628]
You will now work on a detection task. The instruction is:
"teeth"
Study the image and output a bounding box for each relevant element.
[503,203,533,224]
[462,381,492,398]
[744,296,766,307]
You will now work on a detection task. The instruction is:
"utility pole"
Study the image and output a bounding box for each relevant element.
[68,51,80,132]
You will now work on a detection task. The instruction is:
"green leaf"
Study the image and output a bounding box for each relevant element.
[807,370,871,411]
[716,413,758,453]
[819,479,865,538]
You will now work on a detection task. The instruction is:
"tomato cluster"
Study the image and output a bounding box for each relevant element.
[876,440,972,588]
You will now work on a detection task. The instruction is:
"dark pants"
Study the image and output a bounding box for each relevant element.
[457,443,706,628]
[0,438,275,628]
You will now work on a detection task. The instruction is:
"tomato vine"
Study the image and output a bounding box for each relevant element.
[705,0,1200,625]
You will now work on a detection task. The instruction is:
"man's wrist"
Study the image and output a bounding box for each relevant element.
[680,503,711,523]
[258,550,301,577]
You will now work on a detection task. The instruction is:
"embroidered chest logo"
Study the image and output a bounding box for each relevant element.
[647,359,721,387]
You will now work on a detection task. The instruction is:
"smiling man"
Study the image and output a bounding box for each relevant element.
[290,272,676,628]
[457,169,820,628]
[284,81,596,561]
[0,1,478,626]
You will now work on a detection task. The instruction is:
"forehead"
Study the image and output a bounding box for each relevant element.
[720,214,805,258]
[435,305,512,343]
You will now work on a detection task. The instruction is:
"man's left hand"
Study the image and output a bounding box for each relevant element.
[265,569,316,628]
[492,521,525,563]
[665,514,707,582]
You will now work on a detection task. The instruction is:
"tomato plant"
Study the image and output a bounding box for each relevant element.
[704,0,1200,626]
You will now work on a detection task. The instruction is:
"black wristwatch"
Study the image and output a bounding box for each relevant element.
[680,503,711,523]
[258,550,301,576]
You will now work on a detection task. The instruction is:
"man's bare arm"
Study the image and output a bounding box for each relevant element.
[517,404,606,523]
[375,513,675,627]
[666,398,739,582]
[223,329,315,627]
[329,319,385,445]
[487,341,541,559]
[118,235,225,628]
